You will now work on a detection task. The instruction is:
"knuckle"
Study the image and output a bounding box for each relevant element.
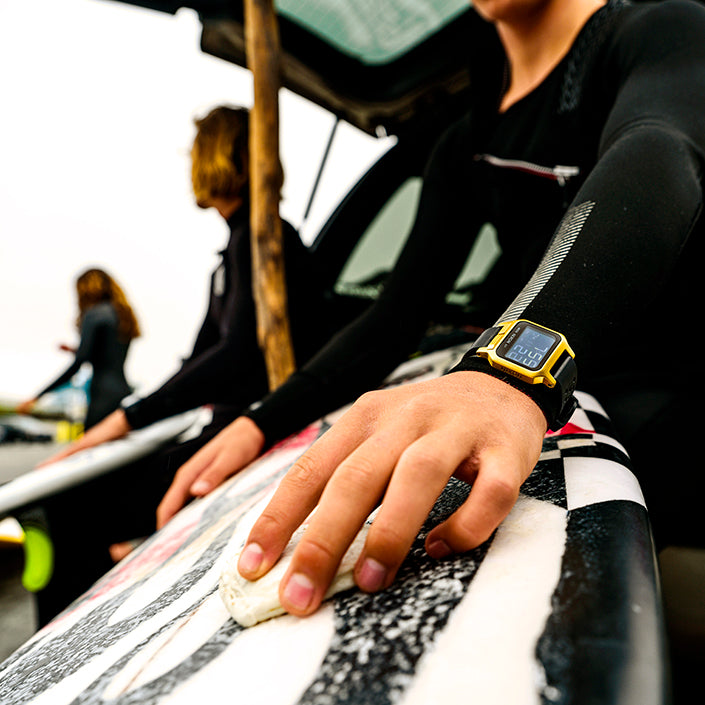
[295,533,339,571]
[444,510,495,550]
[484,473,520,509]
[173,462,193,482]
[369,521,407,549]
[354,389,385,414]
[284,452,326,493]
[356,389,379,406]
[366,521,411,567]
[203,458,233,483]
[334,455,380,494]
[400,444,444,478]
[254,505,291,537]
[398,391,436,418]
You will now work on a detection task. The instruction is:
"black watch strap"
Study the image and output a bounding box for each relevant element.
[465,324,578,431]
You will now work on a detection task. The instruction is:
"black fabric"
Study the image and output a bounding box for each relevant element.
[37,302,132,430]
[244,1,705,547]
[124,205,334,429]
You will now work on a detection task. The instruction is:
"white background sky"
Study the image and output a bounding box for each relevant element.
[0,0,392,404]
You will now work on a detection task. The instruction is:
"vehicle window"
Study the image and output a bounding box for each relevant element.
[335,177,422,299]
[446,223,501,303]
[334,177,501,303]
[277,0,468,65]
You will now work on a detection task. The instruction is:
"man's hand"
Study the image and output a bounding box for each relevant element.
[36,409,132,467]
[156,416,265,529]
[236,371,547,617]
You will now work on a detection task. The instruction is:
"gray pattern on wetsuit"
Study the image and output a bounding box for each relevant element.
[295,478,490,705]
[502,201,594,321]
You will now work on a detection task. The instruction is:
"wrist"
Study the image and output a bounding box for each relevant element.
[114,409,132,435]
[235,415,266,453]
[453,320,578,431]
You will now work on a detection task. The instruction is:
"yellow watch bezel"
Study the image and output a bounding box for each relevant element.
[473,319,575,388]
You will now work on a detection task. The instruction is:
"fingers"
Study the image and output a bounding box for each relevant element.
[16,400,35,416]
[108,538,145,563]
[239,394,463,617]
[237,411,386,584]
[249,433,529,618]
[238,374,545,621]
[156,442,219,528]
[37,410,131,468]
[356,428,475,590]
[36,446,75,468]
[189,417,264,497]
[425,446,523,557]
[36,435,92,467]
[156,417,265,529]
[277,430,411,615]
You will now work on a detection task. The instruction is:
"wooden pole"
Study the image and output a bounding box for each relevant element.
[244,0,296,390]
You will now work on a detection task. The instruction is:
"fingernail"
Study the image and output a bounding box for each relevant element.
[190,480,210,495]
[238,542,263,575]
[358,557,387,592]
[427,538,452,559]
[282,572,315,611]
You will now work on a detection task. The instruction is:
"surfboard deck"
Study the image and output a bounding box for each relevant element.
[0,409,206,521]
[0,346,669,705]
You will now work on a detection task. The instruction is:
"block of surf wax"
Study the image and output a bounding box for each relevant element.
[219,510,377,627]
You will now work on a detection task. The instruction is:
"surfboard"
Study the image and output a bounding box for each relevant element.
[0,516,23,546]
[0,409,206,521]
[0,346,668,705]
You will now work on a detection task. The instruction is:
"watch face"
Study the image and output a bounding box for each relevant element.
[497,322,560,371]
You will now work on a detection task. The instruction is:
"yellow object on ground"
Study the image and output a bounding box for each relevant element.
[20,522,54,593]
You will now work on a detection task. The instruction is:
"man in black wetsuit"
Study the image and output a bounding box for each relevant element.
[159,0,705,632]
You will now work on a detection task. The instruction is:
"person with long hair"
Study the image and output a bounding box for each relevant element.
[18,268,140,429]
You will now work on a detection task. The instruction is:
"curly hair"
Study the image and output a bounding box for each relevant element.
[191,105,251,208]
[75,268,141,342]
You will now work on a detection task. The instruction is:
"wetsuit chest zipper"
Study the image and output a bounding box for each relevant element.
[474,154,580,186]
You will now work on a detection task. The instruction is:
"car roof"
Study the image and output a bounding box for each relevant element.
[111,0,493,137]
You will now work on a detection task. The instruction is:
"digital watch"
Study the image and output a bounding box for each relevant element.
[466,319,578,430]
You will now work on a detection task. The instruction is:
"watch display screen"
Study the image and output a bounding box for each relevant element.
[497,323,559,370]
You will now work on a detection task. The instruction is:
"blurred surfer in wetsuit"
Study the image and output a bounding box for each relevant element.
[18,267,140,429]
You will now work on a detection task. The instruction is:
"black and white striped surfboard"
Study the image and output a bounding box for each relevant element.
[0,347,668,705]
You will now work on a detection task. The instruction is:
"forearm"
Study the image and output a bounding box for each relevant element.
[244,304,426,445]
[125,340,267,429]
[453,122,703,416]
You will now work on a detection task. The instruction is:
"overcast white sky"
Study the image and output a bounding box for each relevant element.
[0,0,391,403]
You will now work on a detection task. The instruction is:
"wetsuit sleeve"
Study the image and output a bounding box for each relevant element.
[35,308,104,397]
[452,1,705,423]
[187,296,221,362]
[124,223,310,430]
[245,115,487,445]
[124,258,267,430]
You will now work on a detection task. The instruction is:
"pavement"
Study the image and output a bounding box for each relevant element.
[0,544,36,661]
[0,440,60,662]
